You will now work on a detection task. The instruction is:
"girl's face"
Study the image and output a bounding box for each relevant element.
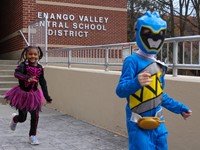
[26,48,39,66]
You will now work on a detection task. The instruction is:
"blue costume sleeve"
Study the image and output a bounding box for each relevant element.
[161,92,190,114]
[116,56,142,98]
[160,69,190,114]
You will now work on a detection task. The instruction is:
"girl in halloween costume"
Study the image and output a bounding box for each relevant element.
[4,46,52,145]
[116,11,192,150]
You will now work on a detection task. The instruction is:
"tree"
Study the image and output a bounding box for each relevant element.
[127,0,145,42]
[127,0,200,39]
[127,0,171,41]
[191,0,200,34]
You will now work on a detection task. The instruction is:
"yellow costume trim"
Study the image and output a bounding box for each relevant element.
[129,71,163,109]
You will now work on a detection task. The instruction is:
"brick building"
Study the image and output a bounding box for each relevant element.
[0,0,127,59]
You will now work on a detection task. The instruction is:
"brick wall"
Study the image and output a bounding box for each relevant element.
[23,0,37,26]
[0,0,23,38]
[39,0,127,9]
[0,0,37,54]
[0,0,127,58]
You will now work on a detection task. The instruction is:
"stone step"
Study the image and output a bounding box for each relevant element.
[0,75,16,81]
[0,65,16,70]
[0,60,17,105]
[0,95,7,105]
[0,70,14,75]
[0,60,17,65]
[0,88,10,95]
[0,81,18,88]
[0,88,9,106]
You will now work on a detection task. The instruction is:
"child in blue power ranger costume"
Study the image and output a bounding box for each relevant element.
[116,11,192,150]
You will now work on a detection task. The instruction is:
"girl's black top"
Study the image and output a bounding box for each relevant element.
[14,62,52,102]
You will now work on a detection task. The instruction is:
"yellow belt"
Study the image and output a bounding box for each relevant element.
[130,108,165,130]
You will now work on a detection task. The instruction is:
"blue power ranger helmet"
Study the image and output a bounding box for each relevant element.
[135,11,167,54]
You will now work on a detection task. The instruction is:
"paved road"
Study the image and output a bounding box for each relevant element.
[0,104,128,150]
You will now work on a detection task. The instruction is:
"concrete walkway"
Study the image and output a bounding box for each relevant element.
[0,104,128,150]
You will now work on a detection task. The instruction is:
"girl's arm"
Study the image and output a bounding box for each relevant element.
[39,68,52,102]
[14,63,30,80]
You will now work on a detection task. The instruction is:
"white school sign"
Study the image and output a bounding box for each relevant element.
[37,12,109,38]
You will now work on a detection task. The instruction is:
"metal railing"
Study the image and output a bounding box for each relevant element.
[46,35,200,76]
[28,17,48,64]
[161,35,200,76]
[47,42,137,71]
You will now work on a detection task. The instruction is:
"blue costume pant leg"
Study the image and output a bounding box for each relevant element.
[127,121,168,150]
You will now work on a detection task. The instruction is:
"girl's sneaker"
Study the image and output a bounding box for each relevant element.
[29,136,40,145]
[9,113,17,131]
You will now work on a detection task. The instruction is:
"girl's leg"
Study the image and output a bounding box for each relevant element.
[29,110,40,145]
[14,109,27,123]
[29,110,39,136]
[10,109,27,131]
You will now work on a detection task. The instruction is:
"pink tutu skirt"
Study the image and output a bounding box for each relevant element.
[4,86,45,111]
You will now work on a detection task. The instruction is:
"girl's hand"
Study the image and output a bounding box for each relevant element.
[44,100,52,106]
[46,100,52,104]
[28,76,38,82]
[138,71,153,86]
[46,98,52,104]
[181,110,192,120]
